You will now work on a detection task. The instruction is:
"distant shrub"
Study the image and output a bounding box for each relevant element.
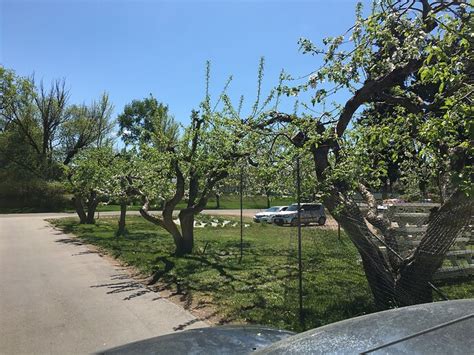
[0,179,72,212]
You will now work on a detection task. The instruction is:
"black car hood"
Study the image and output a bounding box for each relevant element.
[99,299,474,354]
[257,299,474,354]
[98,325,295,355]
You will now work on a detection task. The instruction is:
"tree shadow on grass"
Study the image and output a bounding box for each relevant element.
[147,256,176,285]
[146,250,313,328]
[173,310,220,331]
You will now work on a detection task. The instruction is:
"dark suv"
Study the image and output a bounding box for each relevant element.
[271,203,326,226]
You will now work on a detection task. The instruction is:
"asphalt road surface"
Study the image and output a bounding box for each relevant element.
[0,214,208,354]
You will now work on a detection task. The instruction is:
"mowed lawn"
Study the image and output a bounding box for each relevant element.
[50,215,474,331]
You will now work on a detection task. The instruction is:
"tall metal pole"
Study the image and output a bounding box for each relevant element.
[296,155,304,327]
[239,165,243,263]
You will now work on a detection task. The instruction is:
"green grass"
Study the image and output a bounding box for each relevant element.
[50,215,473,332]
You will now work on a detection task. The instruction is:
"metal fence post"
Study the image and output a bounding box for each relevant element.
[296,155,304,328]
[239,165,243,263]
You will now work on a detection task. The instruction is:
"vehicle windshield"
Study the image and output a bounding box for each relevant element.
[286,205,299,211]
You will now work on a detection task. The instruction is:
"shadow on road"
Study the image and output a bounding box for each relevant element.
[52,234,212,330]
[55,237,85,246]
[91,280,153,301]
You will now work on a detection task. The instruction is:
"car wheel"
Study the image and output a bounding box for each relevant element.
[318,216,326,226]
[290,218,298,227]
[274,220,284,226]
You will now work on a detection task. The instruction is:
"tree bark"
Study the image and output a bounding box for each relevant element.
[215,193,220,209]
[72,196,87,224]
[85,191,98,224]
[117,201,127,236]
[178,209,195,255]
[138,188,187,256]
[382,180,389,200]
[324,191,397,309]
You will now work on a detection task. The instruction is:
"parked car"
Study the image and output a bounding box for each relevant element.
[253,206,288,223]
[271,203,326,226]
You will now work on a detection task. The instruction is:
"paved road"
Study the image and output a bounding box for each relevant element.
[0,214,207,354]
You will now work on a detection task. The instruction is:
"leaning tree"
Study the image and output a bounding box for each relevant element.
[256,0,472,308]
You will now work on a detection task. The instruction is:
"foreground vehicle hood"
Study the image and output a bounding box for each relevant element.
[256,299,474,354]
[99,325,295,355]
[99,300,473,354]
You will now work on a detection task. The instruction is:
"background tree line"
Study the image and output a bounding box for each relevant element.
[0,67,113,211]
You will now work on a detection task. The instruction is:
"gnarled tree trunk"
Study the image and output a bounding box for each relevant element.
[178,208,195,255]
[85,191,99,224]
[72,191,99,224]
[324,191,397,309]
[326,188,472,309]
[72,196,87,224]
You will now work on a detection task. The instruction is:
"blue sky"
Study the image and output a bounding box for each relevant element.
[2,0,369,126]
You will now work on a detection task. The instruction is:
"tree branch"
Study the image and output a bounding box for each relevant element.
[376,92,426,114]
[336,58,424,137]
[162,158,185,219]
